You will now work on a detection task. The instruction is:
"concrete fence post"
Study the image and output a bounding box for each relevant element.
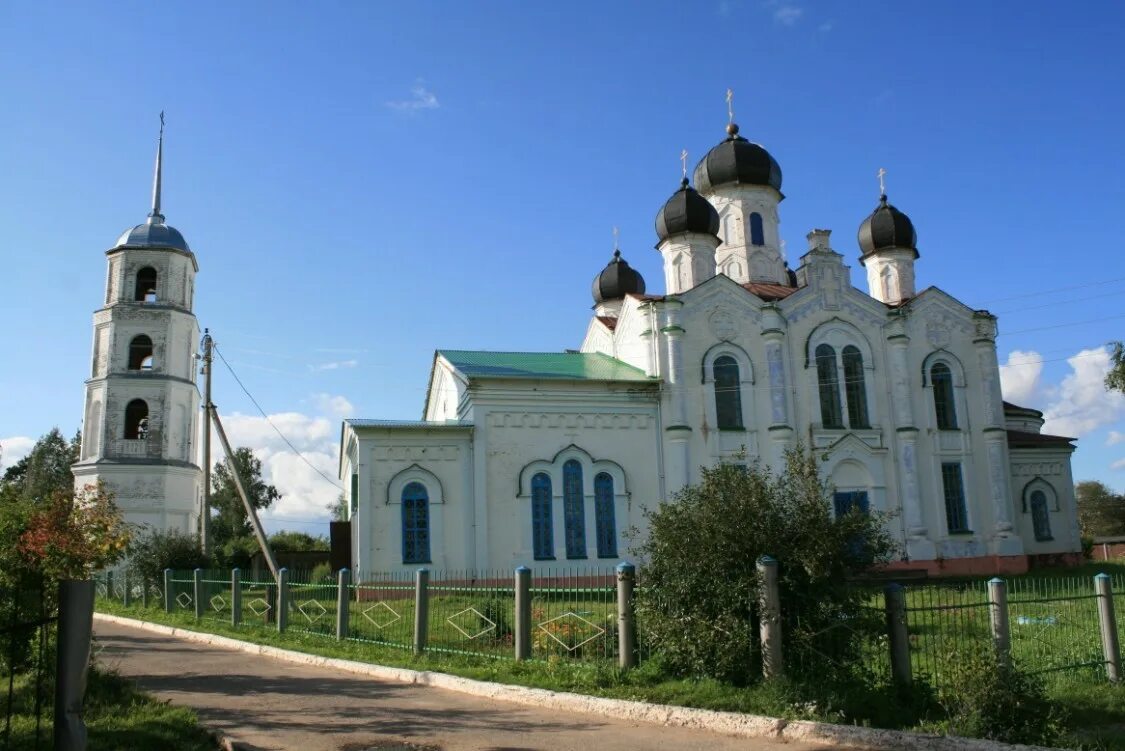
[988,577,1011,667]
[413,568,430,655]
[277,568,290,633]
[514,566,531,661]
[617,562,637,670]
[122,569,131,608]
[231,568,242,627]
[1096,573,1122,682]
[54,579,95,751]
[193,568,204,619]
[106,570,114,605]
[163,568,173,613]
[884,583,912,687]
[758,555,783,679]
[337,568,351,641]
[141,574,148,609]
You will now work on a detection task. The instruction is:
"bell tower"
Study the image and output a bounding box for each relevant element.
[73,115,203,534]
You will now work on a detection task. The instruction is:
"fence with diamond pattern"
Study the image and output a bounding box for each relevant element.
[94,564,1125,688]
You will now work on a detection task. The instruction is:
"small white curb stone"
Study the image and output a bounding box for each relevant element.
[94,612,1059,751]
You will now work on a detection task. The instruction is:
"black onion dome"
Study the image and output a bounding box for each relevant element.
[857,194,918,259]
[693,123,782,195]
[655,178,720,243]
[592,250,646,304]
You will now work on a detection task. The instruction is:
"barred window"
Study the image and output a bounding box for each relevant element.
[931,362,958,430]
[532,472,554,560]
[713,355,744,429]
[563,460,586,559]
[401,482,430,564]
[594,472,617,558]
[941,463,970,534]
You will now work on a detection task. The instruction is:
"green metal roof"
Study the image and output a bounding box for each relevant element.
[438,350,653,382]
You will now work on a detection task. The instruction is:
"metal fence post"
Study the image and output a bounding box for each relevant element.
[231,568,242,627]
[988,577,1011,667]
[163,568,173,613]
[54,579,95,751]
[122,569,131,608]
[514,566,531,660]
[193,568,204,619]
[141,574,148,609]
[884,583,912,687]
[106,569,115,604]
[758,556,783,679]
[413,568,429,655]
[277,568,290,633]
[337,568,351,641]
[1096,573,1122,682]
[617,562,637,670]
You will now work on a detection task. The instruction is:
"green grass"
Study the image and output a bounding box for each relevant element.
[2,663,218,751]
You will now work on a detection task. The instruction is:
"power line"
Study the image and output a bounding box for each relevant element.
[212,343,343,491]
[1001,314,1125,338]
[980,275,1125,305]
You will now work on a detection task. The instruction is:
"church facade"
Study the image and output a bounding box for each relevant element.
[341,120,1081,576]
[73,122,203,534]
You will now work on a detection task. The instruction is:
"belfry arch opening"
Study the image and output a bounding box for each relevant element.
[128,335,154,370]
[135,267,158,302]
[124,399,149,440]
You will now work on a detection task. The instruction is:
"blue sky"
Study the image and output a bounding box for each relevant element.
[2,1,1124,530]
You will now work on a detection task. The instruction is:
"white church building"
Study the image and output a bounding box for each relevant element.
[74,121,203,534]
[339,118,1081,577]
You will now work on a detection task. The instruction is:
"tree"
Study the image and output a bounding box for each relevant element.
[1076,480,1125,538]
[209,447,280,566]
[634,446,897,685]
[268,530,328,552]
[1106,342,1125,395]
[1,427,80,504]
[127,528,209,585]
[327,492,347,521]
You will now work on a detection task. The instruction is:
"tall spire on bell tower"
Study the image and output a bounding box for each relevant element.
[149,111,165,225]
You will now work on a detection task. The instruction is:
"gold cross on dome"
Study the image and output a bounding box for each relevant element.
[612,226,619,252]
[878,167,887,196]
[680,149,688,178]
[726,88,734,123]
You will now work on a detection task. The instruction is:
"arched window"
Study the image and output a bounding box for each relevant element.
[563,459,586,559]
[128,335,154,371]
[124,399,148,440]
[713,355,744,429]
[842,346,869,428]
[931,362,958,430]
[401,481,430,564]
[594,472,617,558]
[880,266,893,301]
[815,344,844,428]
[1030,490,1053,541]
[749,212,765,246]
[135,267,158,302]
[531,473,554,560]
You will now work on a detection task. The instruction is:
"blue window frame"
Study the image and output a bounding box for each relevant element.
[563,460,586,559]
[401,482,430,564]
[594,472,617,558]
[531,472,554,559]
[941,463,970,533]
[713,355,744,429]
[749,212,765,246]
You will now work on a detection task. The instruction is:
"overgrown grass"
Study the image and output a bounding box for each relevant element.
[2,662,218,751]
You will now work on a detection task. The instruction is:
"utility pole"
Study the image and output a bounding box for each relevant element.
[200,329,213,557]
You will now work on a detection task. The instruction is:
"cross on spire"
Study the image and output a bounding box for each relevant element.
[726,88,735,124]
[680,149,688,179]
[877,167,887,198]
[612,225,619,254]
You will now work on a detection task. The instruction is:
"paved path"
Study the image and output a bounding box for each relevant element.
[95,620,835,751]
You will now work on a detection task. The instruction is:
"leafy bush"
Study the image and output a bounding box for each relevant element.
[634,446,897,685]
[931,645,1065,745]
[309,562,333,583]
[269,530,329,552]
[127,528,208,584]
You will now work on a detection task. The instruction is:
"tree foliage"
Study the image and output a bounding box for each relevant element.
[1076,480,1125,538]
[634,446,897,685]
[1,427,79,504]
[268,530,329,552]
[327,493,347,521]
[18,484,130,582]
[1105,341,1125,395]
[209,447,281,567]
[127,528,209,585]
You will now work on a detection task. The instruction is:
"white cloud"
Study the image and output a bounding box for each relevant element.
[309,359,358,372]
[773,4,803,24]
[386,85,440,112]
[1112,458,1125,471]
[1042,347,1125,437]
[214,395,351,523]
[999,350,1044,405]
[1108,430,1125,446]
[0,436,36,473]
